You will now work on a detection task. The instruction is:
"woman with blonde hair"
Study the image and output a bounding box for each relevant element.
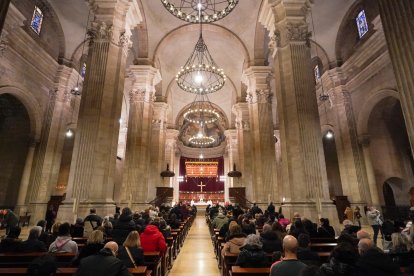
[390,232,411,253]
[117,230,144,268]
[72,230,104,266]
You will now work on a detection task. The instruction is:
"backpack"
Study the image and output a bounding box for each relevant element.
[27,254,57,276]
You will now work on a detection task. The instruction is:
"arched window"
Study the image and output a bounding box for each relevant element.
[314,64,321,82]
[30,6,43,35]
[356,10,369,38]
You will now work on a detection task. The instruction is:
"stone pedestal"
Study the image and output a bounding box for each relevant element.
[378,0,414,155]
[60,0,142,221]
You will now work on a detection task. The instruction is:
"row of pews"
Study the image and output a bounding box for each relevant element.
[0,215,194,276]
[207,215,414,276]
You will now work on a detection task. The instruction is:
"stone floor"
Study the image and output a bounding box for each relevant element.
[169,213,221,276]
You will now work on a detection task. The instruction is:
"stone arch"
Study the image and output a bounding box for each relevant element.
[153,23,250,70]
[357,89,400,136]
[0,85,42,140]
[334,0,379,64]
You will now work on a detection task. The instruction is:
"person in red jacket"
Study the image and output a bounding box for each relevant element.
[140,224,167,255]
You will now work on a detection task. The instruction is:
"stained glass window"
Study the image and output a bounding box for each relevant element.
[81,63,87,79]
[30,6,43,35]
[314,64,321,82]
[356,10,368,38]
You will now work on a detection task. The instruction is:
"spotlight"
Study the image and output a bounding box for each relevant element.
[199,153,204,159]
[325,130,334,139]
[65,129,73,138]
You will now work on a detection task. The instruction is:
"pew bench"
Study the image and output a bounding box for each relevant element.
[229,266,270,276]
[0,252,76,268]
[0,267,149,276]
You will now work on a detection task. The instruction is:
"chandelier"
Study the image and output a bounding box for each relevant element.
[161,0,239,23]
[183,94,220,125]
[189,133,216,147]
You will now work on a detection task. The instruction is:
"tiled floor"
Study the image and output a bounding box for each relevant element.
[169,213,220,276]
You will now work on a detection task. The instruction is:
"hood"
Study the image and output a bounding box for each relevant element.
[55,236,71,247]
[260,231,279,240]
[229,236,246,246]
[216,214,226,219]
[143,225,160,234]
[99,247,114,257]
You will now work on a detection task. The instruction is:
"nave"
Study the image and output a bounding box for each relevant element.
[169,213,220,276]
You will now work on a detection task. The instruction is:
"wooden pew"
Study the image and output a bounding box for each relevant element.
[310,243,337,252]
[0,266,148,275]
[230,266,270,276]
[143,251,162,276]
[0,252,76,268]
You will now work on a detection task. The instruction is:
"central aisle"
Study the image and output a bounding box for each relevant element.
[169,213,220,276]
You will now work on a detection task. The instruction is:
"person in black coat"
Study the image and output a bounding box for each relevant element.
[71,218,85,238]
[267,202,276,215]
[317,218,335,238]
[0,226,22,252]
[74,242,131,276]
[235,234,269,268]
[320,242,358,276]
[84,208,103,229]
[168,213,181,230]
[117,231,144,268]
[296,233,320,266]
[72,230,105,267]
[260,224,282,253]
[19,226,47,253]
[112,208,136,245]
[290,219,309,239]
[241,218,256,236]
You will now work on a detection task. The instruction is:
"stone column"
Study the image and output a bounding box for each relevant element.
[121,65,160,210]
[15,138,38,215]
[224,129,239,188]
[165,129,179,189]
[0,0,10,36]
[28,66,79,224]
[60,0,142,220]
[358,134,380,206]
[223,151,230,202]
[378,0,414,155]
[260,0,333,220]
[232,103,253,197]
[149,102,168,197]
[243,66,278,206]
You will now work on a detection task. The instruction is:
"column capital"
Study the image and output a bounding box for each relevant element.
[232,102,250,127]
[242,66,273,104]
[128,65,161,91]
[152,102,169,130]
[53,65,80,103]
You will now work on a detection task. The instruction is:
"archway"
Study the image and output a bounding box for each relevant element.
[0,94,31,208]
[367,97,414,207]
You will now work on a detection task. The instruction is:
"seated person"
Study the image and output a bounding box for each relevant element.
[71,217,85,238]
[389,232,411,253]
[49,222,78,254]
[296,234,320,266]
[222,222,247,254]
[112,207,137,245]
[20,226,47,252]
[270,235,307,276]
[118,231,144,268]
[72,230,105,266]
[235,234,269,268]
[260,224,282,253]
[317,218,335,238]
[0,226,22,252]
[37,220,53,245]
[211,211,229,231]
[84,208,103,229]
[140,223,167,255]
[289,220,309,239]
[320,242,358,276]
[241,218,256,236]
[74,242,130,276]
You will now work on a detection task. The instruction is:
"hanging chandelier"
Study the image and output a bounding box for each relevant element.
[161,0,239,23]
[189,132,216,147]
[174,0,226,94]
[183,94,220,125]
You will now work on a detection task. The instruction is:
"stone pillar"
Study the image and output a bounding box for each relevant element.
[260,0,333,220]
[224,129,239,188]
[165,129,179,189]
[232,103,253,198]
[358,134,380,206]
[243,66,278,206]
[15,139,38,215]
[149,102,168,196]
[223,151,230,203]
[61,0,142,220]
[28,66,79,224]
[121,65,160,210]
[378,0,414,155]
[319,69,370,205]
[0,0,10,36]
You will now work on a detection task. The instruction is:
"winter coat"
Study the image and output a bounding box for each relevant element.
[112,215,137,245]
[0,238,22,252]
[211,214,228,231]
[117,246,145,268]
[140,225,167,254]
[320,257,357,276]
[235,244,269,268]
[317,226,335,238]
[72,243,104,267]
[71,224,85,238]
[74,248,131,276]
[260,231,282,253]
[19,239,47,253]
[222,233,246,254]
[366,210,381,226]
[356,248,400,276]
[48,236,78,254]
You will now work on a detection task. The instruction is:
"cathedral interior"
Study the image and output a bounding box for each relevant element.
[0,0,413,225]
